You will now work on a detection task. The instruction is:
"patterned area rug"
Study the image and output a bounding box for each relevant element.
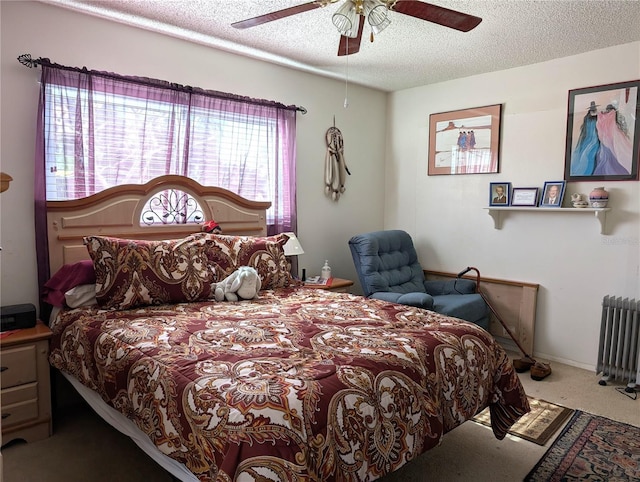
[525,410,640,481]
[473,396,573,445]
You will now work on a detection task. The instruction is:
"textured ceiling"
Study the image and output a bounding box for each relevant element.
[39,0,640,92]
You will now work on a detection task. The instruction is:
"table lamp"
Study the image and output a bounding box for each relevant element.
[283,232,304,280]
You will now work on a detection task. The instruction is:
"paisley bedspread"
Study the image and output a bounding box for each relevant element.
[49,288,529,482]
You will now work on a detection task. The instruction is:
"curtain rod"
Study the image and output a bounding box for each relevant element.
[17,54,307,115]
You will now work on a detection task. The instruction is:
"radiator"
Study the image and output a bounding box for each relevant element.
[596,296,640,391]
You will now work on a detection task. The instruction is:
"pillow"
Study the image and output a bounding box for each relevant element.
[84,235,218,310]
[42,260,96,307]
[65,284,98,308]
[192,233,294,290]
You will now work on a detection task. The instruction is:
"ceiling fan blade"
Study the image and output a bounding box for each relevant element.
[338,16,365,56]
[392,1,482,32]
[232,2,321,29]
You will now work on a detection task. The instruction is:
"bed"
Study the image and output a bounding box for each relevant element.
[44,176,530,482]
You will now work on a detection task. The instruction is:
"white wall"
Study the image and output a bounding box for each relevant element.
[0,2,387,310]
[2,2,639,371]
[387,42,640,368]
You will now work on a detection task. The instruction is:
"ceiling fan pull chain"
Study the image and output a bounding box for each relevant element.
[344,37,349,108]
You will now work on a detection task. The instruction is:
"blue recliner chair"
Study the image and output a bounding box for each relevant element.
[349,230,489,330]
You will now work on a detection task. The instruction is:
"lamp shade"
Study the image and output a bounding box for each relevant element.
[332,1,358,38]
[368,4,390,34]
[283,232,305,256]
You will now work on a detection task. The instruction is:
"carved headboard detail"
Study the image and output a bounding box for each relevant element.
[47,175,271,274]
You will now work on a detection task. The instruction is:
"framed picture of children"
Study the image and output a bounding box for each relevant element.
[428,104,502,176]
[540,181,566,207]
[489,182,511,206]
[564,80,639,181]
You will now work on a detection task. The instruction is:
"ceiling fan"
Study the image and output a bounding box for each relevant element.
[232,0,482,57]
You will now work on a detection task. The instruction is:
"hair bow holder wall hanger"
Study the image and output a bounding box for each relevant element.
[325,117,351,201]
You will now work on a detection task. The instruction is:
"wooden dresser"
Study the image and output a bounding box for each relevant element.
[1,321,53,445]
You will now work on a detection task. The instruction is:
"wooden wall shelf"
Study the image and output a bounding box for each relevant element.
[484,207,611,234]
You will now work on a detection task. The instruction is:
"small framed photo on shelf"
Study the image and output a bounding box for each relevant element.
[540,181,566,207]
[489,182,511,206]
[511,187,539,207]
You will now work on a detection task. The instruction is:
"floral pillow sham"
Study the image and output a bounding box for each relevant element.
[83,233,294,310]
[84,235,218,310]
[191,233,295,290]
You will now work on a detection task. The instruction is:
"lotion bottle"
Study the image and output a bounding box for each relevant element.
[321,260,332,280]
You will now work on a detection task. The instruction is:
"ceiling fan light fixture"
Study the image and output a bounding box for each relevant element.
[370,18,390,35]
[332,1,358,37]
[231,0,482,58]
[368,4,390,34]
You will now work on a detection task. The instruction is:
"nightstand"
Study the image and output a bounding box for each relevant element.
[305,278,354,293]
[1,320,53,445]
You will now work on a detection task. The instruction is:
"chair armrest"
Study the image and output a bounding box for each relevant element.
[370,292,435,309]
[370,292,403,303]
[424,279,476,295]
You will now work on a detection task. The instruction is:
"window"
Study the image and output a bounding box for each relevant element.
[40,66,297,233]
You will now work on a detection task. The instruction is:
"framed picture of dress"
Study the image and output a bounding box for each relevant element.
[564,80,640,182]
[428,104,502,175]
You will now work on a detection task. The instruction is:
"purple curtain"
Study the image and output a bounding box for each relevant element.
[35,62,298,295]
[34,73,48,299]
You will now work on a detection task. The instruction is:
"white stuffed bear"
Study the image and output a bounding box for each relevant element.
[214,266,262,302]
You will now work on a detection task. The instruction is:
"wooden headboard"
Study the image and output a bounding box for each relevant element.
[47,175,271,274]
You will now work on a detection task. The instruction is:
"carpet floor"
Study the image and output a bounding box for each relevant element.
[525,410,640,481]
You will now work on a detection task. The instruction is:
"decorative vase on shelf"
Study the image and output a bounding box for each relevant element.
[589,187,609,208]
